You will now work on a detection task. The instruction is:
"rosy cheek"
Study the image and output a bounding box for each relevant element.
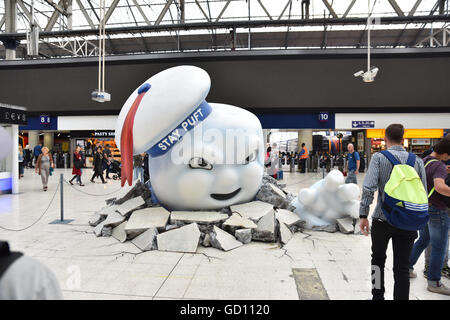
[177,170,214,204]
[239,162,264,193]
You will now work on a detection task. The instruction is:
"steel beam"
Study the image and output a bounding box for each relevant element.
[257,0,272,20]
[75,0,95,29]
[387,0,405,17]
[322,0,338,19]
[45,0,64,31]
[103,0,120,25]
[43,0,67,16]
[408,0,422,17]
[2,15,450,41]
[215,0,231,22]
[342,0,356,19]
[132,0,150,25]
[194,0,210,22]
[278,0,292,20]
[155,0,173,25]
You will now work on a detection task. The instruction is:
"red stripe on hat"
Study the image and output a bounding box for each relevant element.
[120,93,146,187]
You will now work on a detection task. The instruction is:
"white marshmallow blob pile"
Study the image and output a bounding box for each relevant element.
[291,170,361,229]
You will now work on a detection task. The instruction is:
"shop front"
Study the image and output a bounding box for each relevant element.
[367,129,444,156]
[70,130,120,167]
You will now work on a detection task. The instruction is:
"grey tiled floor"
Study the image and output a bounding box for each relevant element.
[0,168,448,300]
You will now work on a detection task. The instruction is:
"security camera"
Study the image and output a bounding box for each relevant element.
[354,67,379,82]
[354,70,364,77]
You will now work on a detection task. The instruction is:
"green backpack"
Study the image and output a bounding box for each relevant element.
[380,151,429,231]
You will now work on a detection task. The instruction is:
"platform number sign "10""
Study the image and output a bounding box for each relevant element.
[318,112,329,123]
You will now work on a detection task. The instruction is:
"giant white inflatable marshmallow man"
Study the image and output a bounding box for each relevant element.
[115,66,265,211]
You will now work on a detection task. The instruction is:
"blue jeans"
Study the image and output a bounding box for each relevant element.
[345,170,357,184]
[409,206,449,282]
[133,167,144,183]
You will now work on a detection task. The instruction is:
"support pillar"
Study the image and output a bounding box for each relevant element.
[4,0,18,60]
[44,132,54,150]
[27,130,39,149]
[297,130,313,153]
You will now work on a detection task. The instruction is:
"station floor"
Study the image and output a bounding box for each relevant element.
[0,168,448,300]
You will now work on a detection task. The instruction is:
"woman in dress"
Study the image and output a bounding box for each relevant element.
[35,147,54,191]
[69,146,84,186]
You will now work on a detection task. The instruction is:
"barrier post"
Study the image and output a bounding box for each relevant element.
[60,173,64,221]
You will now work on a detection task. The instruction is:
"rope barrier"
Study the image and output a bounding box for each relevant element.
[63,178,122,197]
[0,183,60,232]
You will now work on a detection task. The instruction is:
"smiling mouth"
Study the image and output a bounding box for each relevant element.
[210,188,241,201]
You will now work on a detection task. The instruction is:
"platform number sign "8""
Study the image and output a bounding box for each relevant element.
[318,112,329,123]
[40,116,51,125]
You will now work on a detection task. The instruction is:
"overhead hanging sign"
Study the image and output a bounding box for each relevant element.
[352,121,375,128]
[0,104,27,125]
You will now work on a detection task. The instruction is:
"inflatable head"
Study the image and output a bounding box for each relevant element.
[115,66,264,211]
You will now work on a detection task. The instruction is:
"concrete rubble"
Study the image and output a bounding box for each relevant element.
[336,217,355,234]
[170,211,229,225]
[209,226,243,251]
[90,172,357,254]
[112,221,127,243]
[235,229,252,244]
[125,207,170,237]
[230,201,274,222]
[116,196,146,216]
[157,223,200,253]
[252,210,276,242]
[131,227,158,251]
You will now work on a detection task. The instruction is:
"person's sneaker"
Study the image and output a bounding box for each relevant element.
[409,269,417,278]
[427,282,450,295]
[442,266,450,279]
[423,266,429,279]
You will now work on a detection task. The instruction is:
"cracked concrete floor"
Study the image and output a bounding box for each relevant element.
[0,168,448,300]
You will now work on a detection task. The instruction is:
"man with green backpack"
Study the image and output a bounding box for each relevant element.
[359,124,427,300]
[408,136,450,296]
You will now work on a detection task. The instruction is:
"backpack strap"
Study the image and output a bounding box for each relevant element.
[380,150,401,165]
[0,241,23,280]
[406,153,416,167]
[424,158,440,198]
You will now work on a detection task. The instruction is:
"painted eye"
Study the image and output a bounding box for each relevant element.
[244,151,257,164]
[189,157,213,170]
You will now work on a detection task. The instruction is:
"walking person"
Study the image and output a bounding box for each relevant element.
[103,145,113,179]
[408,137,450,295]
[265,144,279,179]
[35,147,54,191]
[33,143,42,167]
[345,143,360,184]
[359,124,427,300]
[133,153,145,183]
[69,146,84,186]
[90,147,106,184]
[18,145,24,179]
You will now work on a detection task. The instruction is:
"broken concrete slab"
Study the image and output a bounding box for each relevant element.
[96,204,119,217]
[222,213,257,233]
[275,209,301,227]
[116,196,146,216]
[112,221,127,243]
[336,217,354,234]
[279,221,293,245]
[312,224,337,233]
[88,213,105,227]
[156,223,200,253]
[103,211,126,228]
[102,226,112,237]
[235,228,252,244]
[252,210,276,242]
[131,227,158,251]
[269,183,287,199]
[125,207,170,237]
[165,224,179,232]
[170,211,229,225]
[94,220,107,237]
[209,226,243,251]
[230,201,274,222]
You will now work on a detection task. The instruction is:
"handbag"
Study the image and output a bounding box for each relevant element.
[49,167,54,176]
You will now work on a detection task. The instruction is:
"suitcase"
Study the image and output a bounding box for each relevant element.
[277,170,283,180]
